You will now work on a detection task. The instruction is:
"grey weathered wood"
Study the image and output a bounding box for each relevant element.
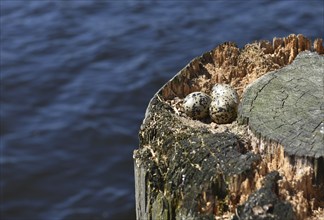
[235,171,295,220]
[134,98,261,219]
[238,51,324,183]
[134,35,324,220]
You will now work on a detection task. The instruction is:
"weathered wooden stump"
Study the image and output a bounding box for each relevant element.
[134,34,324,219]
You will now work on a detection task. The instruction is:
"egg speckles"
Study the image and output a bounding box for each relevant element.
[209,84,239,124]
[211,84,239,106]
[181,84,239,123]
[183,92,211,119]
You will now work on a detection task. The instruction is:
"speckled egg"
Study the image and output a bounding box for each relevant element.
[209,84,239,124]
[211,84,239,106]
[183,92,212,119]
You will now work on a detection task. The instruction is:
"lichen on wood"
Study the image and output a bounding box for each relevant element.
[239,51,324,160]
[134,34,324,219]
[238,51,324,219]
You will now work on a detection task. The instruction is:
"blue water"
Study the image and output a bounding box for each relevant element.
[1,1,323,220]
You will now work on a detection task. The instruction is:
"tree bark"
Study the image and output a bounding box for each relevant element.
[133,34,324,220]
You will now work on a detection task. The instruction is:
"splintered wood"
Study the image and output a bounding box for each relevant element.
[134,34,324,220]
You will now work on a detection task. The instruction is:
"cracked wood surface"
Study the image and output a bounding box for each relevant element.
[135,100,261,219]
[134,35,324,220]
[239,52,324,159]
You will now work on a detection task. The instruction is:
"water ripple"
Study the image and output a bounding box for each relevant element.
[1,1,323,219]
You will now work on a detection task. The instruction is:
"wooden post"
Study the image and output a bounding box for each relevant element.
[133,34,324,219]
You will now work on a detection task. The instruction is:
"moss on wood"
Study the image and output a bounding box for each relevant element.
[134,34,324,219]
